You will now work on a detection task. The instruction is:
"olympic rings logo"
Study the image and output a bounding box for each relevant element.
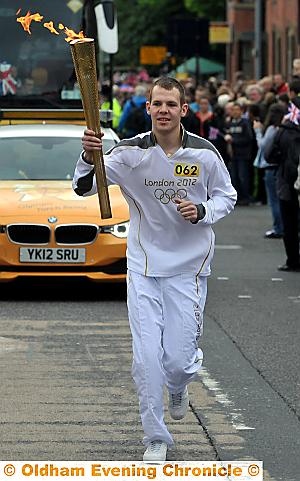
[154,188,187,204]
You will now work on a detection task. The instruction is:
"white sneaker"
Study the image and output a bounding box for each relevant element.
[168,386,189,420]
[143,440,167,463]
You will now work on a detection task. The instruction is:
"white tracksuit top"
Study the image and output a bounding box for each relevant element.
[73,129,237,277]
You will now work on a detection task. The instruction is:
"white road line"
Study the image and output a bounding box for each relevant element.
[217,276,229,280]
[215,244,242,249]
[199,367,255,431]
[271,278,283,282]
[238,295,252,299]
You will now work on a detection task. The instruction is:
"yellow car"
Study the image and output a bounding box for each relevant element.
[0,118,129,283]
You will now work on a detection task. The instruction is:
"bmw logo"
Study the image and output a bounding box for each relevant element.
[48,216,58,223]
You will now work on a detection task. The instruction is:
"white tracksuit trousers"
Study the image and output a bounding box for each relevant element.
[127,270,207,447]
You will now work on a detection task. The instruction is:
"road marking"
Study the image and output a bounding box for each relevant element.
[238,295,252,299]
[215,244,242,249]
[217,277,229,280]
[0,336,28,353]
[199,367,255,431]
[271,278,283,282]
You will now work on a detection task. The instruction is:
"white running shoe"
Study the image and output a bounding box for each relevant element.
[168,386,189,420]
[143,440,167,463]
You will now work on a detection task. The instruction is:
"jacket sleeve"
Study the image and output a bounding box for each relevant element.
[294,163,300,192]
[72,153,97,197]
[198,151,237,225]
[261,125,277,153]
[72,148,135,197]
[264,128,283,164]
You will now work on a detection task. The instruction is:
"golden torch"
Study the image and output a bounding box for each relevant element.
[70,38,112,219]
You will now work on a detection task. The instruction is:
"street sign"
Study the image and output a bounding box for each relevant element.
[209,23,231,44]
[140,46,167,65]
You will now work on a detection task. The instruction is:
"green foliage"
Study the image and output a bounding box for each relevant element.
[113,0,226,69]
[114,0,183,68]
[184,0,226,19]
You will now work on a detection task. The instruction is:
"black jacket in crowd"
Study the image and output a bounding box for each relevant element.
[227,117,255,161]
[265,120,300,201]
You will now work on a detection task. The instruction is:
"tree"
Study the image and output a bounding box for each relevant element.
[114,0,185,68]
[113,0,226,70]
[184,0,226,20]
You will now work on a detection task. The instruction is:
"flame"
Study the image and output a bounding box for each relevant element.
[43,21,59,35]
[16,11,43,34]
[62,26,85,43]
[16,11,85,41]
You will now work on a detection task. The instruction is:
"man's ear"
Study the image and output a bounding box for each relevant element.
[181,103,189,117]
[146,100,151,115]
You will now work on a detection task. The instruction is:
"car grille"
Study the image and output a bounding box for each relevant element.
[55,224,99,244]
[7,224,50,244]
[6,224,99,245]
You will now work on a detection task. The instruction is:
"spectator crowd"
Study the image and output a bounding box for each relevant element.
[101,67,300,272]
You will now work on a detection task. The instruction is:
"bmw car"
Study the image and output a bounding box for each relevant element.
[0,118,129,283]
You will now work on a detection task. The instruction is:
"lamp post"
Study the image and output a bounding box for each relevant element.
[94,0,118,112]
[254,0,263,80]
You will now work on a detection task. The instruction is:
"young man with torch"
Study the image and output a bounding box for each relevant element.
[73,76,237,463]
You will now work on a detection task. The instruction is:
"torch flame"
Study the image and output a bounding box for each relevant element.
[16,11,85,41]
[62,26,85,43]
[43,21,59,35]
[16,11,43,34]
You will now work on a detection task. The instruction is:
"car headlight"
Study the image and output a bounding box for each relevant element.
[102,221,129,238]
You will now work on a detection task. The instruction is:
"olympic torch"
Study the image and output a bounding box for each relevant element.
[70,38,112,219]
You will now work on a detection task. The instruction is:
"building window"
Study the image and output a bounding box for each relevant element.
[286,28,296,80]
[275,35,282,73]
[238,40,253,78]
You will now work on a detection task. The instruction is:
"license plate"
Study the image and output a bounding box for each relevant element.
[20,247,86,263]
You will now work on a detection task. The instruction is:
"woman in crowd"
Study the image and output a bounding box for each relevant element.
[253,103,286,238]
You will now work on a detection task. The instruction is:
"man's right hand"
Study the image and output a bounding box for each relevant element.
[81,129,103,164]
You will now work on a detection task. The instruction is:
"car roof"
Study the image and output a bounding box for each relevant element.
[0,123,119,141]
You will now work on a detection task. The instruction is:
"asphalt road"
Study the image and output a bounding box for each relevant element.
[0,204,299,481]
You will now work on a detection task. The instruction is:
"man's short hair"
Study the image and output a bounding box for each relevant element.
[289,79,300,95]
[135,84,147,97]
[149,77,186,105]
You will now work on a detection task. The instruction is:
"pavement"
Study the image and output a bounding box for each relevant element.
[0,203,299,481]
[1,314,217,462]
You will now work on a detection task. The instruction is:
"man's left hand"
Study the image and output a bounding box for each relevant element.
[174,198,198,222]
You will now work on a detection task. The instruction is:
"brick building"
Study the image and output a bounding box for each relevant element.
[227,0,300,82]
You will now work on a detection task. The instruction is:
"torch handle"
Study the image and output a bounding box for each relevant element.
[70,38,112,219]
[92,145,112,219]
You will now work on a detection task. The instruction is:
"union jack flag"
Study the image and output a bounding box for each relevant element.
[284,102,300,125]
[208,126,219,140]
[0,62,17,96]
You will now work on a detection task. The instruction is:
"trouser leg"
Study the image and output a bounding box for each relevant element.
[238,160,250,202]
[127,271,173,447]
[162,274,207,393]
[280,196,300,266]
[264,169,283,234]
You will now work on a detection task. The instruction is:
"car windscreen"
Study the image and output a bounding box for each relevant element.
[0,0,98,109]
[0,136,116,180]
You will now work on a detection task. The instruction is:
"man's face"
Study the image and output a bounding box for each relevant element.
[274,74,283,87]
[248,89,262,103]
[199,98,210,112]
[146,86,188,134]
[232,105,242,119]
